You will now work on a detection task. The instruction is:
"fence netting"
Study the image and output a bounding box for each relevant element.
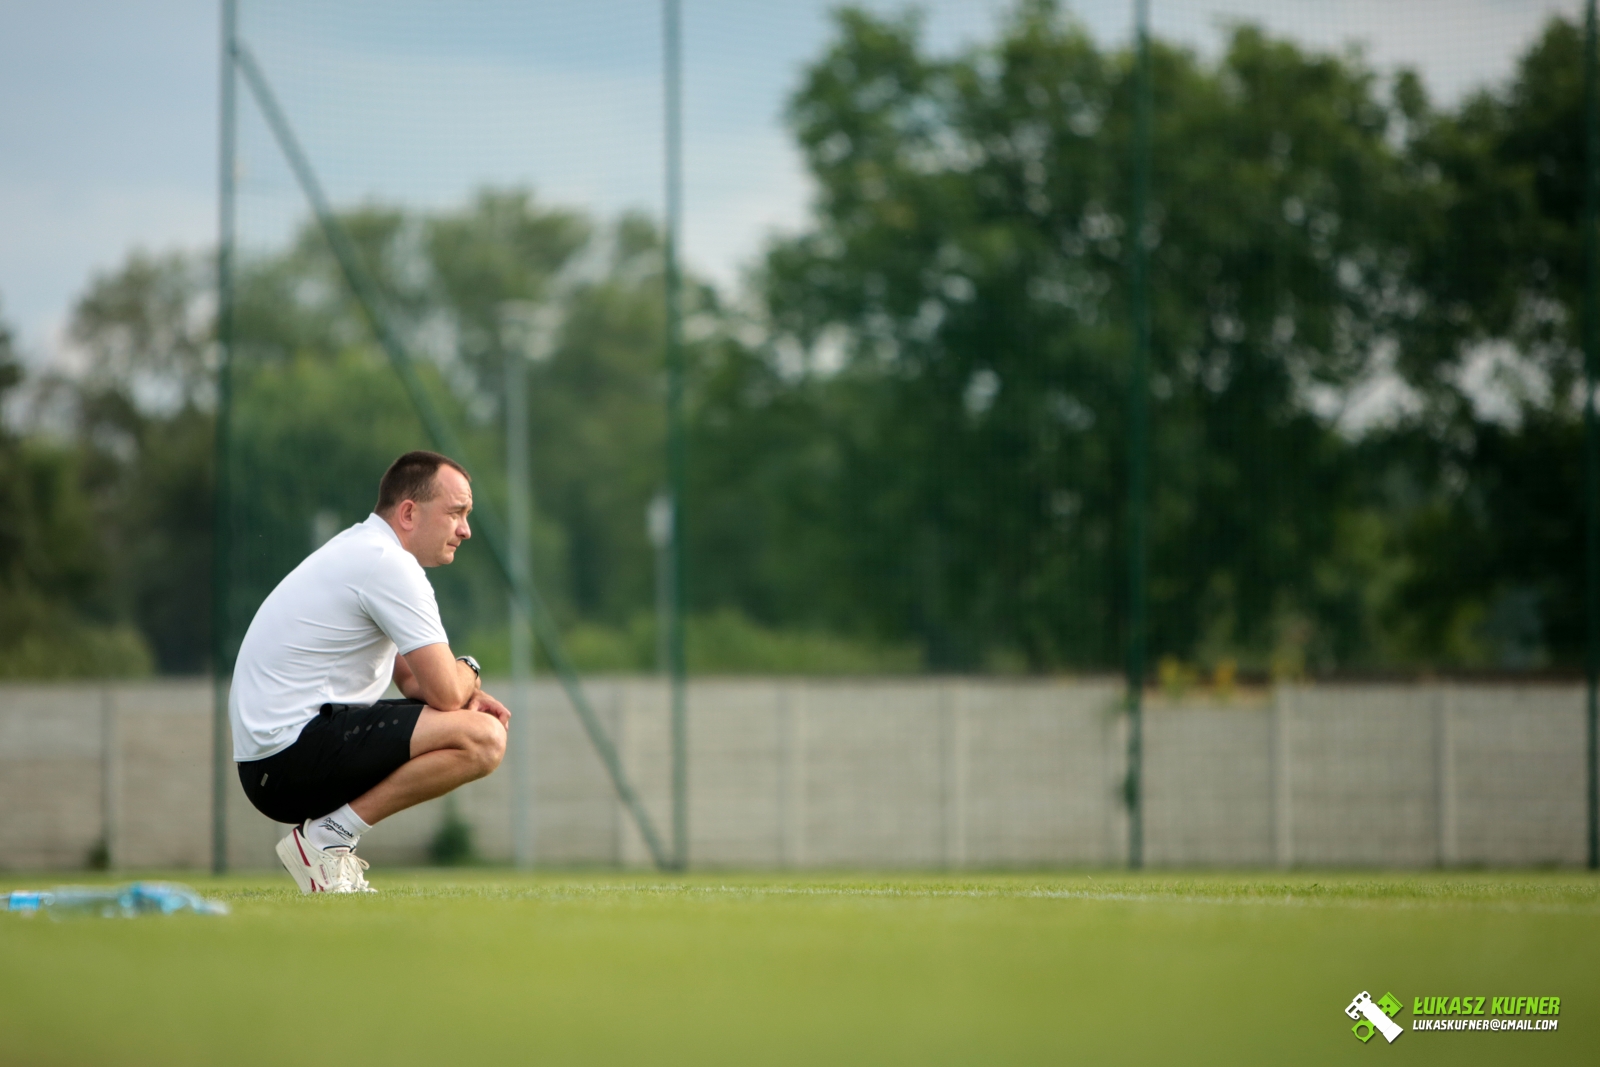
[217,0,1593,868]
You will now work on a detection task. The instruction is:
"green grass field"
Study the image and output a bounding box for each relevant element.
[0,870,1595,1065]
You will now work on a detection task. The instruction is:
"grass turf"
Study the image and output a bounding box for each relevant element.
[0,870,1595,1065]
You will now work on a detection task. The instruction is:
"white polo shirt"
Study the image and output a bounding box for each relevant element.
[229,512,449,761]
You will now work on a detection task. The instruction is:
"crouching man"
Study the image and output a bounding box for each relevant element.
[230,450,509,893]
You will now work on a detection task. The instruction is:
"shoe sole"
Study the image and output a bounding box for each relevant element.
[274,828,322,894]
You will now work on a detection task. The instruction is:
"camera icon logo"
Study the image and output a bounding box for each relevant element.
[1346,990,1405,1044]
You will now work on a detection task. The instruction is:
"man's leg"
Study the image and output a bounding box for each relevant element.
[274,706,506,893]
[346,708,507,826]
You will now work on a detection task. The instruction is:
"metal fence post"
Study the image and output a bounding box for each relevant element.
[1585,0,1599,872]
[663,0,689,872]
[211,0,238,876]
[1125,0,1153,871]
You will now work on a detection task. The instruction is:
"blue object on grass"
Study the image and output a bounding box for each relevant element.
[2,882,229,917]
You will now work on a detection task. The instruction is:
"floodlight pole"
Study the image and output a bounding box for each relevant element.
[210,0,238,877]
[649,492,674,674]
[506,338,534,870]
[663,0,689,872]
[1125,0,1152,871]
[1584,0,1599,872]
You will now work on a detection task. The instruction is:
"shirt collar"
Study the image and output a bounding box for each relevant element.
[364,511,404,548]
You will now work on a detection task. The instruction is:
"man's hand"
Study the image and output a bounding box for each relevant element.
[468,689,511,729]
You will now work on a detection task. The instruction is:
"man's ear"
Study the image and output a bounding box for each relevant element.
[395,499,417,528]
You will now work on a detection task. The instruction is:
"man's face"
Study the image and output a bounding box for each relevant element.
[407,466,473,567]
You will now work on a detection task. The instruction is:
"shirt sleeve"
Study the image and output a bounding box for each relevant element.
[357,551,450,655]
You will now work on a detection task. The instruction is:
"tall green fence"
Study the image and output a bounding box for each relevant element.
[213,0,1598,871]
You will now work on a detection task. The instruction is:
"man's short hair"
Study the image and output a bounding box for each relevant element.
[375,451,471,515]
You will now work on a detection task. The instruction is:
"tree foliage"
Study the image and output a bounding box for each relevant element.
[0,296,152,677]
[0,5,1592,677]
[717,3,1591,673]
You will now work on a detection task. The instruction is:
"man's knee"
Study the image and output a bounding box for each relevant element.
[463,714,506,778]
[412,709,507,777]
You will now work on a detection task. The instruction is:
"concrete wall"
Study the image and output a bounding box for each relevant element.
[0,678,1586,871]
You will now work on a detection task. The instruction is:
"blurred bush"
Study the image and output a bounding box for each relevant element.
[428,797,477,866]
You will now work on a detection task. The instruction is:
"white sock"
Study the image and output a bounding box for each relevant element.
[303,804,372,851]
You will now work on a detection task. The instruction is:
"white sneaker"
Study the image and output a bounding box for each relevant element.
[333,849,375,893]
[275,826,376,894]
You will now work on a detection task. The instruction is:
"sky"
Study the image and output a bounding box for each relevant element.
[0,0,1581,370]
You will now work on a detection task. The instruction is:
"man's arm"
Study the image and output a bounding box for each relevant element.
[391,652,425,701]
[394,643,479,711]
[392,645,510,727]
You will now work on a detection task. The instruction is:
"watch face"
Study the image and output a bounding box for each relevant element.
[460,655,481,675]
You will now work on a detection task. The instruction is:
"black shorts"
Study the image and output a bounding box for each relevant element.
[238,698,425,825]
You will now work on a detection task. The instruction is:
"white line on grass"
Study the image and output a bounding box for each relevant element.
[461,881,1600,916]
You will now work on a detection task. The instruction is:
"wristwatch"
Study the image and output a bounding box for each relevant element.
[457,654,481,678]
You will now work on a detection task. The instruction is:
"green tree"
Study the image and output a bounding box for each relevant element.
[749,2,1420,671]
[1369,16,1593,669]
[0,296,151,677]
[66,251,215,672]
